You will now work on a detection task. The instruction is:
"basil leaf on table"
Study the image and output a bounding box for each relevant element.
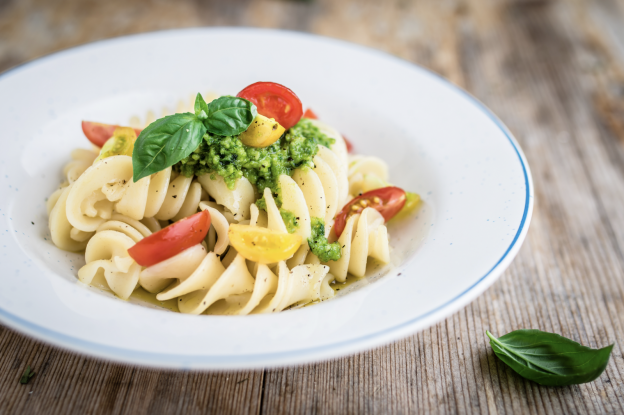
[204,95,257,136]
[20,365,35,384]
[194,92,209,120]
[132,113,207,181]
[487,329,613,386]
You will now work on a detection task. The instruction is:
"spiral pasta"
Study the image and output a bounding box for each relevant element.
[326,207,390,281]
[347,155,390,197]
[139,244,333,315]
[48,183,94,251]
[77,230,141,300]
[65,156,206,233]
[63,148,99,184]
[46,101,404,314]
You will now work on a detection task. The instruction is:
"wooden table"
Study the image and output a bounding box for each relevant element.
[2,0,624,413]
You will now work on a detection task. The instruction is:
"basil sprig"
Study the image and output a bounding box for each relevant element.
[204,95,257,136]
[132,113,206,181]
[487,329,613,386]
[20,365,35,384]
[132,93,256,181]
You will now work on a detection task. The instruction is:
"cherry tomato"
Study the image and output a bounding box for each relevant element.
[303,108,318,119]
[237,82,303,130]
[392,192,421,221]
[342,135,355,153]
[334,186,406,237]
[128,210,211,267]
[239,114,285,148]
[82,121,142,147]
[228,224,302,264]
[94,127,137,163]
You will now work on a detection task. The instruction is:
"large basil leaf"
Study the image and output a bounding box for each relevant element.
[487,330,613,386]
[204,95,257,136]
[132,113,206,181]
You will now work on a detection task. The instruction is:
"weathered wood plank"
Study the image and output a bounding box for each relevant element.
[2,0,624,414]
[0,325,264,415]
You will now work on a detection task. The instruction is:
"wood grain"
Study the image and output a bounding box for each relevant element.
[2,0,624,413]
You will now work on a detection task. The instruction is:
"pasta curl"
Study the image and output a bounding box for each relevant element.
[77,230,141,300]
[325,207,390,281]
[64,155,205,234]
[139,245,333,315]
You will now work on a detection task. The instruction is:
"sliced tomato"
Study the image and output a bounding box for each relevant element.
[392,192,421,221]
[128,210,211,267]
[342,134,355,153]
[94,127,137,163]
[334,186,406,237]
[229,224,302,264]
[237,82,303,130]
[82,121,142,147]
[303,108,318,119]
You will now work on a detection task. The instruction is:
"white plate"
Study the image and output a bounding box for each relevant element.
[0,28,533,369]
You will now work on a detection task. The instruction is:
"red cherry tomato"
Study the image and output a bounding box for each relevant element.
[342,135,355,153]
[237,82,303,129]
[128,210,211,267]
[82,121,142,147]
[303,108,318,119]
[334,187,406,237]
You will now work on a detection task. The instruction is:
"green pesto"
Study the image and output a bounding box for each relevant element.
[279,209,299,234]
[176,119,335,207]
[255,196,267,211]
[308,217,342,262]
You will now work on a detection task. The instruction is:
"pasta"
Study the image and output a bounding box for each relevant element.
[46,84,417,315]
[77,230,141,300]
[140,244,333,315]
[326,207,390,281]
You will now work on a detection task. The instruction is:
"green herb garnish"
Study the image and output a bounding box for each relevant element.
[20,365,35,384]
[204,95,257,136]
[280,209,299,234]
[176,118,334,202]
[132,93,256,182]
[308,217,341,262]
[487,329,613,386]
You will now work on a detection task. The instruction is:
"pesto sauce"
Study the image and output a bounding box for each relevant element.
[308,217,342,262]
[280,209,299,234]
[176,119,335,207]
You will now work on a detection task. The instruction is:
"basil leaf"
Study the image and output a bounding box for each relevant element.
[132,113,206,181]
[487,330,613,386]
[20,365,35,384]
[194,92,209,120]
[204,96,257,136]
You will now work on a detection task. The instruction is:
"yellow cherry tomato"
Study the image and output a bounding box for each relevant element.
[228,224,302,263]
[239,114,285,148]
[391,192,421,221]
[94,127,137,163]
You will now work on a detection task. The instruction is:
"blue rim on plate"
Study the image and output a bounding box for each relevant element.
[0,28,533,368]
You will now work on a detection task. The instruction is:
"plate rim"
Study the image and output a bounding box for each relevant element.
[0,27,534,369]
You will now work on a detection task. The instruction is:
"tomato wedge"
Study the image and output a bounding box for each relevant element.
[334,187,406,237]
[82,121,142,147]
[342,134,355,153]
[391,192,421,221]
[237,82,303,130]
[128,210,211,267]
[303,108,318,119]
[229,224,302,264]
